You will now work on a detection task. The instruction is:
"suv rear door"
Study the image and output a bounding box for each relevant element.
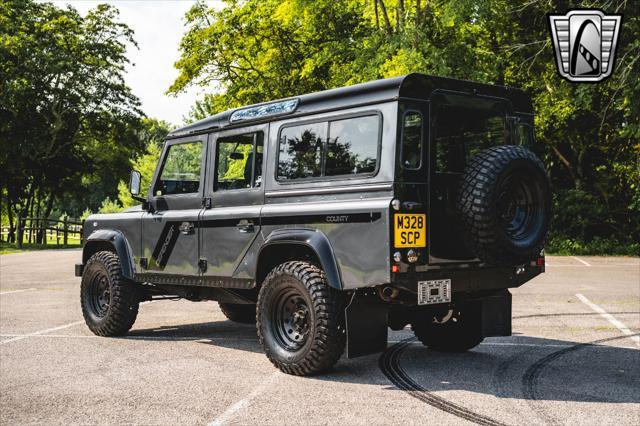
[428,91,512,262]
[141,135,207,275]
[199,124,267,280]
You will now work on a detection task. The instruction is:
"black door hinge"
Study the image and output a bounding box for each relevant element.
[198,258,207,273]
[140,257,148,269]
[202,197,212,209]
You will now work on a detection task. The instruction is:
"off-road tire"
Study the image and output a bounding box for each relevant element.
[218,302,256,324]
[81,251,139,336]
[257,261,345,376]
[412,304,483,352]
[457,145,551,265]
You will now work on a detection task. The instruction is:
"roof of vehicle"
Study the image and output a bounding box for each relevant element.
[167,73,533,139]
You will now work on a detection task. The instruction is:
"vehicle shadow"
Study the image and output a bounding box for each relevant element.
[126,320,263,354]
[125,321,639,404]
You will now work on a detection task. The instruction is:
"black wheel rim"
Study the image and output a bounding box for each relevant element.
[272,287,310,351]
[88,273,110,317]
[496,170,545,242]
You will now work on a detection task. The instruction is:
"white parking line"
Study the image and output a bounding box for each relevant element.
[576,293,640,348]
[208,371,280,426]
[0,321,84,345]
[0,288,37,295]
[571,256,591,266]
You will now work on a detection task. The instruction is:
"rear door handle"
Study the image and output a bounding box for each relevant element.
[236,219,255,233]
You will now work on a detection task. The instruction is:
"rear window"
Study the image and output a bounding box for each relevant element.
[277,114,380,181]
[433,95,507,174]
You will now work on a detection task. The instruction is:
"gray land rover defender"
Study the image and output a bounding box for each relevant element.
[76,74,550,376]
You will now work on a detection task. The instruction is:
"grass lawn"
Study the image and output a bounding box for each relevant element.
[0,240,82,255]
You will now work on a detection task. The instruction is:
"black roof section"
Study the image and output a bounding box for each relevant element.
[168,73,533,139]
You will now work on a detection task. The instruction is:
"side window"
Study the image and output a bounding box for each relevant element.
[277,114,381,181]
[278,122,326,180]
[326,115,379,176]
[215,132,264,191]
[401,111,423,169]
[155,141,202,196]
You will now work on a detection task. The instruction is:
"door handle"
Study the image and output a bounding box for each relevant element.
[179,221,195,235]
[236,219,255,233]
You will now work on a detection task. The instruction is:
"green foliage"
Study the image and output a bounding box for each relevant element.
[546,237,640,257]
[172,0,640,249]
[98,198,122,214]
[0,0,143,224]
[117,140,163,209]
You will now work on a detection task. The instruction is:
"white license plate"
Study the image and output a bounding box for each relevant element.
[418,279,451,305]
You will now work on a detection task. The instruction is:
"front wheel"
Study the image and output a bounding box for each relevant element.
[257,261,345,376]
[81,251,139,336]
[411,303,483,352]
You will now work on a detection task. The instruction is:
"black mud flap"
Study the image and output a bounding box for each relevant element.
[345,290,388,358]
[479,289,512,337]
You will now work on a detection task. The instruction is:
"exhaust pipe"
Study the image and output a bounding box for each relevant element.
[379,286,399,302]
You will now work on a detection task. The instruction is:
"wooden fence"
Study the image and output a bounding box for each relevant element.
[1,217,83,248]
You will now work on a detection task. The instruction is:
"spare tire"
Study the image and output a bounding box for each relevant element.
[456,145,551,265]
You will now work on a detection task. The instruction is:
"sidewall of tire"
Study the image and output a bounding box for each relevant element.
[80,251,139,337]
[458,145,551,265]
[258,274,315,364]
[257,261,345,375]
[492,158,551,252]
[81,260,111,328]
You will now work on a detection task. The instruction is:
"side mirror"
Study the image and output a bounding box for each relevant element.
[129,170,142,196]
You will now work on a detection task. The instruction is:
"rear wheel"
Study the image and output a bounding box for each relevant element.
[412,303,483,352]
[81,251,139,336]
[257,261,345,376]
[218,302,256,324]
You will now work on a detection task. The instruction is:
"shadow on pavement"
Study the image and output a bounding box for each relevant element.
[125,321,639,404]
[126,320,263,353]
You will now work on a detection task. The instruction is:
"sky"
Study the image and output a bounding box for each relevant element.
[48,0,222,127]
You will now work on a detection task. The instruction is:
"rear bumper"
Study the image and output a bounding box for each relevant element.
[391,263,543,296]
[75,263,84,277]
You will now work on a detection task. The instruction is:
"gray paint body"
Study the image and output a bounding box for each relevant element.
[81,74,536,292]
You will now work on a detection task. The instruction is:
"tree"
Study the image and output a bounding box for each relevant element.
[0,0,144,240]
[114,119,170,210]
[171,0,639,247]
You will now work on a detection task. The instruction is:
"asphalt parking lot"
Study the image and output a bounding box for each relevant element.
[1,250,638,425]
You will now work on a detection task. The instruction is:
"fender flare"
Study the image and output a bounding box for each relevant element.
[257,229,343,289]
[83,229,136,280]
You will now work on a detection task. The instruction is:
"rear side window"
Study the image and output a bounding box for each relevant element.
[278,122,326,180]
[401,111,423,169]
[155,141,202,195]
[277,114,380,181]
[326,116,379,176]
